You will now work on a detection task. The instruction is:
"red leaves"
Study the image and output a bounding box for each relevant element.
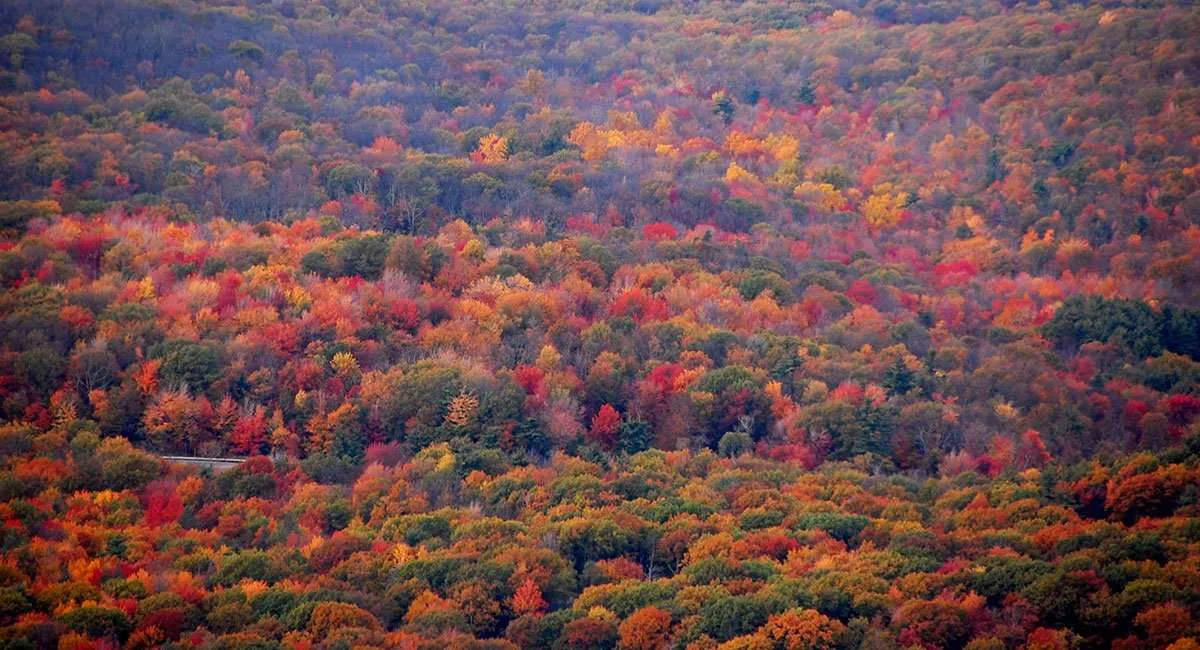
[215,270,242,313]
[589,404,621,449]
[933,259,978,288]
[846,279,877,305]
[389,298,421,331]
[230,409,268,455]
[142,480,184,527]
[642,222,678,242]
[646,363,683,396]
[513,365,545,394]
[610,287,669,323]
[1015,429,1052,469]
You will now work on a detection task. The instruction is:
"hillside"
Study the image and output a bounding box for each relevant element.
[0,1,1198,648]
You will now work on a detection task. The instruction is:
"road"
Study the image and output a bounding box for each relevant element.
[159,456,245,473]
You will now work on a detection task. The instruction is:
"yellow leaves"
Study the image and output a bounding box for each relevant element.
[948,205,985,233]
[569,121,605,161]
[330,351,359,377]
[284,286,312,311]
[420,319,501,355]
[860,186,908,229]
[462,238,486,261]
[134,276,156,301]
[765,133,801,162]
[793,181,846,212]
[569,121,624,162]
[232,305,278,331]
[748,292,783,323]
[434,449,457,472]
[995,401,1020,420]
[239,579,269,600]
[537,344,562,369]
[570,116,660,162]
[724,161,758,185]
[519,68,546,96]
[454,297,496,323]
[301,536,326,560]
[1056,237,1093,271]
[93,489,121,506]
[473,134,508,163]
[390,542,427,565]
[652,109,675,135]
[177,474,205,504]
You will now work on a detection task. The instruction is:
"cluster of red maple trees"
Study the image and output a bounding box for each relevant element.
[0,0,1198,647]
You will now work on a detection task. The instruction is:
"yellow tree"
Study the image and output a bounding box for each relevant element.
[473,134,509,163]
[861,185,908,229]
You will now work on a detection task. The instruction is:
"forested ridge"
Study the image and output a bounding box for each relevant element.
[0,0,1198,648]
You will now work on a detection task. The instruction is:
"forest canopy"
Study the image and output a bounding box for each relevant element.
[0,0,1198,648]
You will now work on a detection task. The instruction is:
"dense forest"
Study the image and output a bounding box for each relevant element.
[0,0,1198,648]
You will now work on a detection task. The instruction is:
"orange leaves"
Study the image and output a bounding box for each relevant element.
[762,608,845,649]
[1105,463,1197,523]
[365,136,402,156]
[618,606,673,650]
[309,602,380,640]
[133,360,161,394]
[444,392,479,427]
[511,577,547,616]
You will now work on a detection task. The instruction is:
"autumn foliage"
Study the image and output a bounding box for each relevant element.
[0,0,1198,647]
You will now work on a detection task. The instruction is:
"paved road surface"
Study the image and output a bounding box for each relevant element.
[159,456,245,473]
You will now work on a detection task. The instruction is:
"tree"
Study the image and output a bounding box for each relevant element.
[562,616,619,650]
[157,341,221,393]
[229,408,268,455]
[337,235,390,280]
[698,595,777,642]
[16,347,65,399]
[618,419,651,454]
[512,578,547,617]
[712,91,735,125]
[718,427,753,458]
[473,134,509,163]
[618,606,673,650]
[589,404,621,450]
[308,602,380,640]
[762,609,844,650]
[57,606,132,641]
